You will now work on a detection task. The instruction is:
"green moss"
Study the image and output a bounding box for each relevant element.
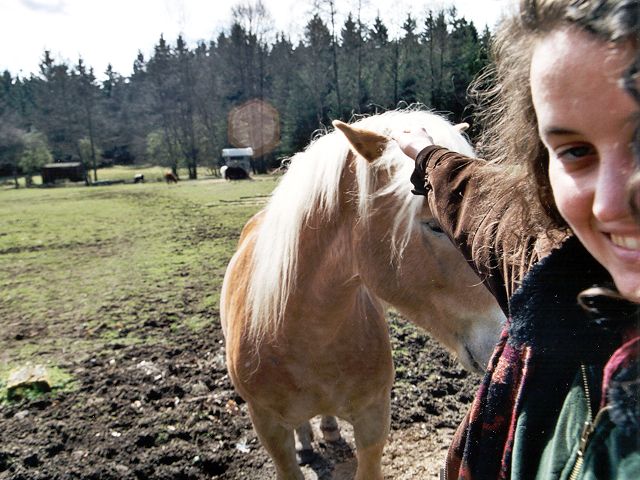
[183,315,210,332]
[0,365,77,404]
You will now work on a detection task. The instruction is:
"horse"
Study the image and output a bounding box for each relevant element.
[220,110,505,480]
[164,170,178,183]
[221,165,251,180]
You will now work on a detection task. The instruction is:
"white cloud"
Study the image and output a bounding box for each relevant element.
[20,0,67,14]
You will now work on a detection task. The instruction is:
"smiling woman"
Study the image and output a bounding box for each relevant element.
[392,0,639,478]
[533,28,640,302]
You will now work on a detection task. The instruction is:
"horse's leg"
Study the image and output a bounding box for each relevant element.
[320,415,341,442]
[249,404,304,480]
[295,420,314,450]
[294,421,316,465]
[351,394,390,480]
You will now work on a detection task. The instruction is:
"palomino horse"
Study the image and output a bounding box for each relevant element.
[220,110,505,480]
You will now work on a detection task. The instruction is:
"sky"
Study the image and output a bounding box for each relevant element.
[1,0,514,80]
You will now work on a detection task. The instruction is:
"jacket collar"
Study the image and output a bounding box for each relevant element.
[508,236,626,362]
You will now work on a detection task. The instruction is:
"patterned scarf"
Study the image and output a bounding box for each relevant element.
[446,237,639,479]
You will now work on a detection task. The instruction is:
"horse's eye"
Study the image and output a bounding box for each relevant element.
[422,220,444,235]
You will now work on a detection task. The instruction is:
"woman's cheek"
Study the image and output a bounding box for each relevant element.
[548,161,592,230]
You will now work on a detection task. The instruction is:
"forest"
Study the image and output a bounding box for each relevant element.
[0,2,492,186]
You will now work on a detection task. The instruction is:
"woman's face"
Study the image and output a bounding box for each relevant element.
[531,28,640,302]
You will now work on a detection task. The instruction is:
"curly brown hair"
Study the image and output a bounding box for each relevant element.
[469,0,640,235]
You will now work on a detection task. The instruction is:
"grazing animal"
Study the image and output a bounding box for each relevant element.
[164,170,178,183]
[133,173,145,184]
[221,165,250,180]
[220,110,505,480]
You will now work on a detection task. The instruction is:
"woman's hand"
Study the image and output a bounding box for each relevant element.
[392,128,434,161]
[391,128,435,196]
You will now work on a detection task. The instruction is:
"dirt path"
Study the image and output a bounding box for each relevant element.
[0,309,478,480]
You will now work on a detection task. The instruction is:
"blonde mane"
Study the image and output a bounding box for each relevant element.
[247,109,475,342]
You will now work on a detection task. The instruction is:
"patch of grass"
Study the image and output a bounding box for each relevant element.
[48,366,77,391]
[0,175,279,369]
[182,315,209,332]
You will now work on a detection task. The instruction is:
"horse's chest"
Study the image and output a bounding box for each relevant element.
[242,344,392,415]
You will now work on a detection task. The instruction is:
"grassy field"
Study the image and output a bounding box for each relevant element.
[0,176,278,401]
[1,164,217,188]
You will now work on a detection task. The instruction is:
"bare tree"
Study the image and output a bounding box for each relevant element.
[74,58,100,182]
[231,0,274,46]
[313,0,342,114]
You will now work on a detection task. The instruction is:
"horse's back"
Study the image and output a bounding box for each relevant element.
[238,210,265,245]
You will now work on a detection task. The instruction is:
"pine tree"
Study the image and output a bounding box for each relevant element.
[398,13,422,105]
[366,15,395,109]
[0,71,27,186]
[193,40,225,175]
[175,34,199,179]
[101,64,135,165]
[31,51,83,163]
[300,14,334,124]
[340,14,360,116]
[267,34,294,157]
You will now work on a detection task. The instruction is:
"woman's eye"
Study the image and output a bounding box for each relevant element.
[556,145,596,161]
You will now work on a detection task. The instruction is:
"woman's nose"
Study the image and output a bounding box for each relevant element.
[592,149,634,222]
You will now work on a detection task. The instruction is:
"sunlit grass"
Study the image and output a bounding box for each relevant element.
[0,164,223,188]
[0,175,278,372]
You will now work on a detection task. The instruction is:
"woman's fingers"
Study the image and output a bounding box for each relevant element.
[391,128,434,160]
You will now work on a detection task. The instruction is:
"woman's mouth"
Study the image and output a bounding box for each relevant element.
[610,233,640,251]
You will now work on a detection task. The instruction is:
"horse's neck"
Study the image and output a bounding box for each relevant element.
[281,213,382,348]
[296,210,359,301]
[293,159,359,295]
[280,158,383,335]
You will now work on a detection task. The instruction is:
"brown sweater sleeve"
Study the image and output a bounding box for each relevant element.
[415,146,552,315]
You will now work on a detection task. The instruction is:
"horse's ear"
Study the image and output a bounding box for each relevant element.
[332,120,389,162]
[454,122,469,132]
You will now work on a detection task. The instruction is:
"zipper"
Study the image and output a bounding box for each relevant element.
[440,466,447,480]
[568,364,612,480]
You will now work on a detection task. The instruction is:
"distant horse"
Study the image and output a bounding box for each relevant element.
[133,173,145,184]
[220,165,251,180]
[220,110,505,480]
[164,170,178,183]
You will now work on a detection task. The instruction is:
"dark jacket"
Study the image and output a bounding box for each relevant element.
[414,146,640,480]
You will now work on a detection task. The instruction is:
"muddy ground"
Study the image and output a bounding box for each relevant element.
[0,305,479,480]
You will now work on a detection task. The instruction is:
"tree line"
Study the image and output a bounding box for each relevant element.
[0,1,492,186]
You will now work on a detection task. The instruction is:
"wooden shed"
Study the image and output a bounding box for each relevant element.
[41,163,87,184]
